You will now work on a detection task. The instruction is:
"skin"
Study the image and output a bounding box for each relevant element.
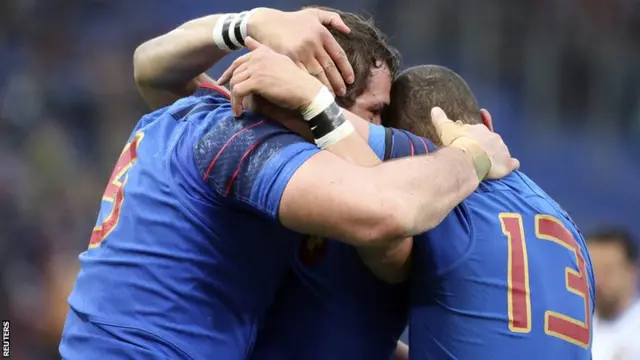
[350,65,391,124]
[132,12,516,358]
[588,240,638,320]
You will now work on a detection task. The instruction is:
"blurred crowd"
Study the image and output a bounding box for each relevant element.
[0,0,638,359]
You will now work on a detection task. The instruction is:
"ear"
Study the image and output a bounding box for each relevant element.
[480,109,494,132]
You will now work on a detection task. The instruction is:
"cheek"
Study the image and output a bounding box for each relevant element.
[348,104,374,123]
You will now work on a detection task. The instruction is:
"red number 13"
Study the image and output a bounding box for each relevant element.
[499,213,591,348]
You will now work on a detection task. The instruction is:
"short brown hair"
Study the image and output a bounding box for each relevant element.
[310,6,400,108]
[383,65,481,145]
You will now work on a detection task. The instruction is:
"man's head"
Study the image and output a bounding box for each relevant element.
[587,227,639,319]
[314,6,399,123]
[254,8,399,135]
[383,65,493,143]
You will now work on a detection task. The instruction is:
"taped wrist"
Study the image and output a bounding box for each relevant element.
[450,137,491,180]
[300,86,355,149]
[212,10,255,52]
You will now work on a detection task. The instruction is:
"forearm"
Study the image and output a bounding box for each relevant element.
[393,341,409,360]
[374,146,479,236]
[357,239,412,283]
[323,131,379,166]
[342,108,371,141]
[324,130,411,283]
[133,15,225,91]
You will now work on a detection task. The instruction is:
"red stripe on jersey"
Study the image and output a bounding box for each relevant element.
[199,83,231,99]
[419,137,429,153]
[203,120,266,180]
[224,140,262,196]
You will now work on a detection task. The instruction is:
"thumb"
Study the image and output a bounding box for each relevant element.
[314,10,350,34]
[431,107,453,131]
[510,158,520,171]
[245,36,261,51]
[431,106,468,146]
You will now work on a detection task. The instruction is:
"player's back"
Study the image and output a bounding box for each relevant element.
[410,171,595,360]
[60,87,315,359]
[250,238,408,360]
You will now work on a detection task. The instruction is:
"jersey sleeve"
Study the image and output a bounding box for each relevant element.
[193,111,320,220]
[367,123,438,160]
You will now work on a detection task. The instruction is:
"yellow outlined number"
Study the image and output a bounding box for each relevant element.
[89,132,144,248]
[499,213,591,348]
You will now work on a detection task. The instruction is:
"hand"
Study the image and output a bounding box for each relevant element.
[218,37,324,117]
[241,8,353,95]
[431,107,520,180]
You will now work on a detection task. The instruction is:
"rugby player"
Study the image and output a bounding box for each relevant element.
[60,8,515,360]
[380,65,595,359]
[129,8,464,360]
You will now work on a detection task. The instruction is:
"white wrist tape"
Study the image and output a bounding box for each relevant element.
[314,120,355,149]
[212,10,256,52]
[302,86,355,149]
[300,86,335,121]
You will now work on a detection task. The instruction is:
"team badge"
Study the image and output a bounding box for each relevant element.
[299,235,326,265]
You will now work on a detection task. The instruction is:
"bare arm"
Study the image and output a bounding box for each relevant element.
[133,8,354,109]
[133,15,229,109]
[223,42,499,255]
[393,341,409,360]
[321,127,412,283]
[279,143,479,245]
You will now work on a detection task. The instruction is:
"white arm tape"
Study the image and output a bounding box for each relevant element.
[240,9,259,40]
[212,13,234,52]
[315,120,356,149]
[213,10,258,52]
[300,86,335,121]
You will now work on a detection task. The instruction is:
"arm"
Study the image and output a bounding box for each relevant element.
[393,341,409,360]
[220,42,496,247]
[134,8,354,109]
[278,144,480,244]
[318,123,412,283]
[192,99,480,247]
[133,14,231,109]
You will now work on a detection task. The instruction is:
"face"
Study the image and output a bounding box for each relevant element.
[588,240,637,319]
[348,65,391,125]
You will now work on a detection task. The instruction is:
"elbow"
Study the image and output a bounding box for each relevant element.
[350,195,412,246]
[355,191,448,245]
[132,43,151,87]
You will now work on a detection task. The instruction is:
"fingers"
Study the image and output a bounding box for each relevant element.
[306,58,332,92]
[314,9,351,34]
[244,36,261,51]
[229,67,250,88]
[321,30,353,87]
[231,93,245,117]
[231,81,253,117]
[315,49,345,95]
[430,107,450,125]
[229,66,253,117]
[430,106,454,137]
[218,53,251,84]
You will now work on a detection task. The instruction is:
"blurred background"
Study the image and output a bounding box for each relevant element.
[0,0,638,358]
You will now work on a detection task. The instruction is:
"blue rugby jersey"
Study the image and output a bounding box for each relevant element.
[60,86,320,360]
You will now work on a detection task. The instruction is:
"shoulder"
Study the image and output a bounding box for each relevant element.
[384,126,438,160]
[192,112,312,189]
[189,110,318,217]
